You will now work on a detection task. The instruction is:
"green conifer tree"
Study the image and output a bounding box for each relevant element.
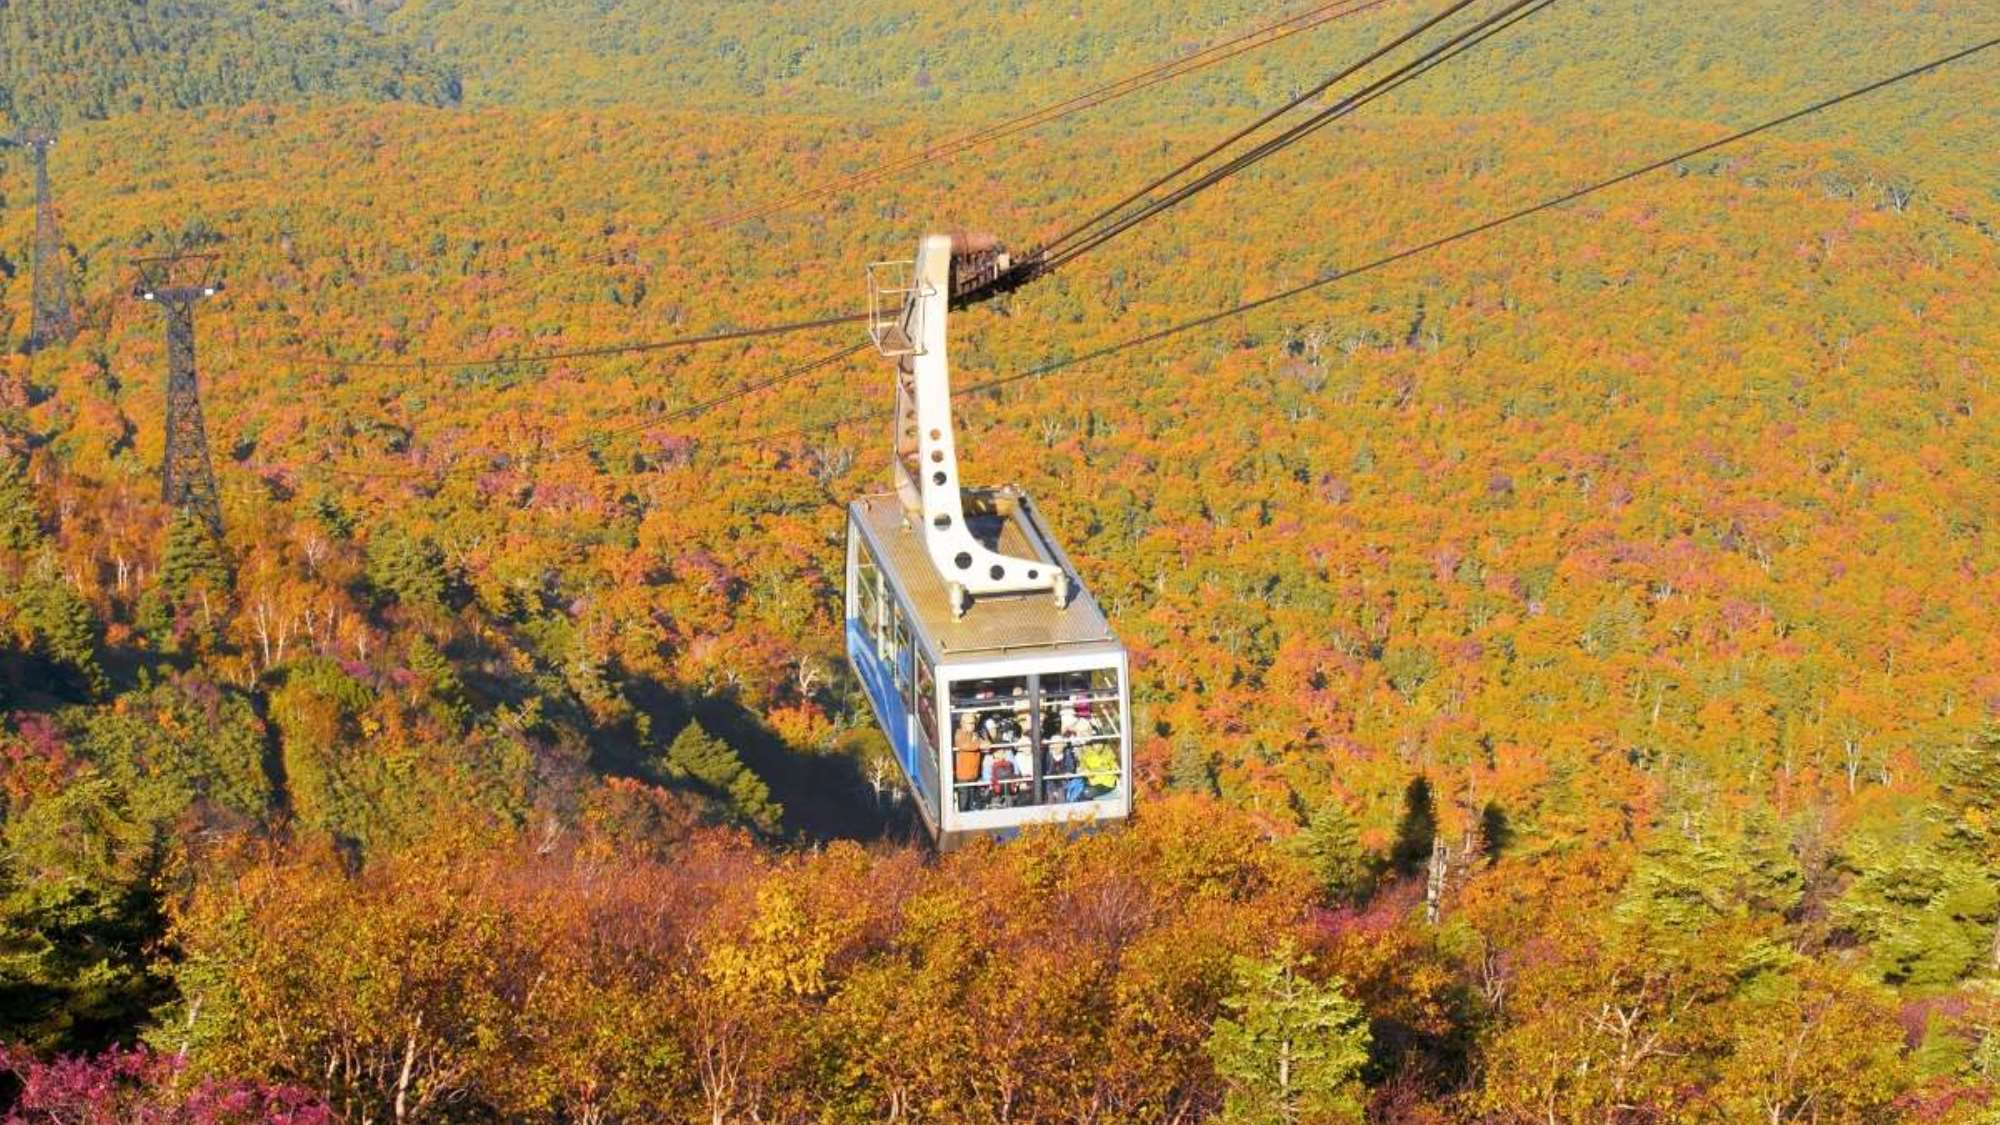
[160,510,229,604]
[1206,938,1371,1125]
[365,527,448,612]
[151,510,230,650]
[1618,809,1802,939]
[20,552,107,698]
[407,635,470,728]
[305,490,356,539]
[1294,800,1378,906]
[1835,844,1992,986]
[0,772,174,1053]
[663,720,783,836]
[1836,731,2000,985]
[0,457,44,555]
[1938,728,2000,975]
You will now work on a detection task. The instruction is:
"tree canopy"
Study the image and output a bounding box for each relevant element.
[0,0,1996,1117]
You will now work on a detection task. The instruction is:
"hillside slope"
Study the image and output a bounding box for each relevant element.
[2,3,1999,1118]
[5,1,1991,193]
[380,0,1997,187]
[377,0,1991,109]
[0,0,461,128]
[4,96,1998,1113]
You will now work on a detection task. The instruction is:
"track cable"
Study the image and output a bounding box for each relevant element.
[679,0,1403,239]
[1035,0,1561,275]
[243,0,1405,374]
[709,40,1998,454]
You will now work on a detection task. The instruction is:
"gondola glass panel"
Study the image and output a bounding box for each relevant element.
[917,655,940,754]
[856,545,887,657]
[946,669,1123,813]
[892,604,914,708]
[949,675,1032,812]
[1037,668,1123,805]
[915,655,941,816]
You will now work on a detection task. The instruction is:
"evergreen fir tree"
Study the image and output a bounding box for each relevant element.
[1834,845,1992,986]
[160,510,229,604]
[663,720,783,836]
[133,588,176,655]
[1938,728,2000,863]
[1835,728,2000,985]
[0,773,175,1053]
[1206,938,1371,1124]
[1617,810,1803,940]
[1295,799,1378,906]
[407,635,470,728]
[725,769,782,835]
[21,551,107,698]
[0,457,45,555]
[1938,727,2000,975]
[153,510,230,650]
[305,490,356,539]
[365,527,449,612]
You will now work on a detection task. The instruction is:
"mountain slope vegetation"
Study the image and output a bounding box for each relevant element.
[371,0,1997,189]
[0,0,1998,1119]
[0,0,461,128]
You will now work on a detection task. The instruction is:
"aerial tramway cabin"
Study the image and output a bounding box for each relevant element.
[845,233,1132,847]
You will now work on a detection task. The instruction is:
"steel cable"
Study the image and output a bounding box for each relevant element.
[711,40,1998,454]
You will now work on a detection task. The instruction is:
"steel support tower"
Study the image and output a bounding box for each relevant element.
[22,132,78,352]
[135,254,225,538]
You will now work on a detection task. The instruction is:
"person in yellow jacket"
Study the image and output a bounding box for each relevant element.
[1079,741,1119,795]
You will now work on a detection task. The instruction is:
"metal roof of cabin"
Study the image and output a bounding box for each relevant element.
[851,489,1122,660]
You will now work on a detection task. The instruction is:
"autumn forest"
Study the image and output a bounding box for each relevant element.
[0,0,1997,1121]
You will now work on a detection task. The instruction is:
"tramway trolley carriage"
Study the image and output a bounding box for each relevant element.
[845,233,1132,847]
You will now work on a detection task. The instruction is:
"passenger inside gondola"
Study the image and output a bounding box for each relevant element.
[990,742,1032,807]
[953,712,983,791]
[1080,740,1118,797]
[1043,734,1082,804]
[950,670,1122,812]
[1039,689,1099,805]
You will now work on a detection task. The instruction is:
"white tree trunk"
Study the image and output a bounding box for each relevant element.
[1425,834,1450,925]
[394,1030,417,1123]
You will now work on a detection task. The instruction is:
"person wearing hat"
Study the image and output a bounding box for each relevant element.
[953,711,984,807]
[1044,734,1081,803]
[988,744,1022,807]
[1007,742,1034,803]
[1060,704,1088,740]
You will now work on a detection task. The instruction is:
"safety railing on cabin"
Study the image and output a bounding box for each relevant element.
[952,773,1120,812]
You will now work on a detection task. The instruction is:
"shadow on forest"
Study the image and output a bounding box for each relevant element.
[435,625,904,846]
[1481,801,1512,860]
[619,679,909,846]
[1391,776,1436,877]
[692,695,899,844]
[1388,776,1514,870]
